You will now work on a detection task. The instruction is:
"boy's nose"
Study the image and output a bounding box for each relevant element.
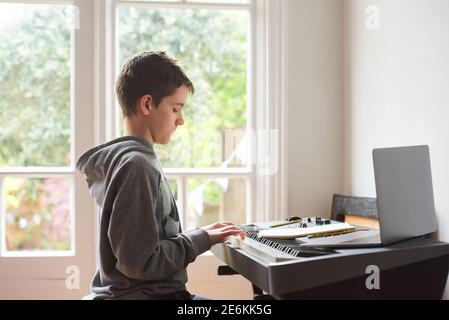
[176,116,184,126]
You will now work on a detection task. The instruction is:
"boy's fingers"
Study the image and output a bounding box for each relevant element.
[215,221,235,228]
[220,226,243,234]
[223,224,241,229]
[221,229,245,239]
[207,221,235,230]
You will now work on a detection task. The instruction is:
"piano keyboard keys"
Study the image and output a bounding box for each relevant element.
[228,232,334,263]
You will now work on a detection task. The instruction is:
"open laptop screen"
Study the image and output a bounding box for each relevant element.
[373,145,437,245]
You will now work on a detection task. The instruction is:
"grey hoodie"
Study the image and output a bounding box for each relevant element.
[76,136,211,299]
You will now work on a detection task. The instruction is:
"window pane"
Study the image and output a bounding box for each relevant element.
[0,4,73,167]
[117,7,249,168]
[3,177,72,252]
[186,178,247,230]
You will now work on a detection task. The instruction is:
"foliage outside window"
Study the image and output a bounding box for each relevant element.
[0,4,73,251]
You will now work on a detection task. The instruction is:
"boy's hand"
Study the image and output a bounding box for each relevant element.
[202,223,246,246]
[200,221,234,231]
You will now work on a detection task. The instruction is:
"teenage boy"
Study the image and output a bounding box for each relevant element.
[77,51,245,300]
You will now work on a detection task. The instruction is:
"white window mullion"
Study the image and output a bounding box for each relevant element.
[165,168,250,176]
[73,0,97,296]
[253,0,288,222]
[254,0,268,223]
[105,0,119,142]
[94,0,107,145]
[2,0,74,4]
[275,0,289,222]
[247,0,256,224]
[117,0,251,11]
[266,0,288,222]
[0,168,75,175]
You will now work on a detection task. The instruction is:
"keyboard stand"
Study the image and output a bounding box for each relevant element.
[213,237,449,300]
[217,266,275,300]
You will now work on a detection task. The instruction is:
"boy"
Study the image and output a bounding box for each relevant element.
[77,51,245,300]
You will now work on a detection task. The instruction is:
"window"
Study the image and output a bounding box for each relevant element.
[0,2,74,254]
[114,0,252,229]
[101,0,288,230]
[0,0,96,299]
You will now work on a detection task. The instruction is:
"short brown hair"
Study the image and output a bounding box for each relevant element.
[116,51,195,117]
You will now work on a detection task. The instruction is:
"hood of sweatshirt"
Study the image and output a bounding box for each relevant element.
[76,136,156,207]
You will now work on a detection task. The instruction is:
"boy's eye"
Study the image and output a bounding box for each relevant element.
[172,108,178,113]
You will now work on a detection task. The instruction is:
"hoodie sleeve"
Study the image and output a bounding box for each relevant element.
[106,156,211,281]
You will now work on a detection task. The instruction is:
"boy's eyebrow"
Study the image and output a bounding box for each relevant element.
[175,103,185,108]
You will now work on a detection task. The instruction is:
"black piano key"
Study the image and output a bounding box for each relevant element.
[244,230,336,259]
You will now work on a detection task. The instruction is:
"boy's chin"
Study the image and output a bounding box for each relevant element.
[157,138,171,145]
[155,133,174,145]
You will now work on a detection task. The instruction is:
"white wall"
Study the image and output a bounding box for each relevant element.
[344,0,449,298]
[192,0,449,300]
[287,0,344,217]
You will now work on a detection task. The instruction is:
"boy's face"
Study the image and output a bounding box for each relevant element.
[146,85,188,145]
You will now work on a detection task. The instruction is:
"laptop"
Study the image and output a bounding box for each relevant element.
[298,145,438,248]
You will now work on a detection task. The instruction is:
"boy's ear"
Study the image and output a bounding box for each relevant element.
[138,95,153,116]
